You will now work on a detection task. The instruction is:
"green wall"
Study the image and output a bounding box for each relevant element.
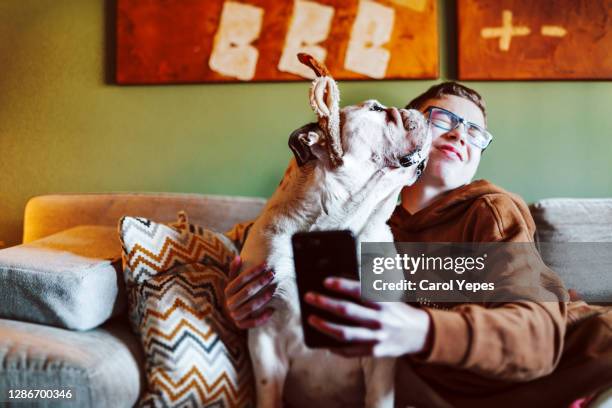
[1,0,611,247]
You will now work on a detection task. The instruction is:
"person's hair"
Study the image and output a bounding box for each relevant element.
[405,81,487,123]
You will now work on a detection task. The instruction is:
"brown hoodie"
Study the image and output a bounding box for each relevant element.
[389,180,612,407]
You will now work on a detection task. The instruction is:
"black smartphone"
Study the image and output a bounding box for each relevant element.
[292,230,360,348]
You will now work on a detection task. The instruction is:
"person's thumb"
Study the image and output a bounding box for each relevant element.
[229,255,241,280]
[568,288,581,302]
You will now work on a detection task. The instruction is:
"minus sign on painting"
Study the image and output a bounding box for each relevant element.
[541,26,567,37]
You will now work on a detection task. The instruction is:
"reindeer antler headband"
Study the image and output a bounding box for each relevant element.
[297,53,343,167]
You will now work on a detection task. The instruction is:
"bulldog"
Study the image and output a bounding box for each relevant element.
[239,54,431,408]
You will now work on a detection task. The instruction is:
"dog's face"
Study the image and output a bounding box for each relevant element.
[291,59,431,183]
[339,99,431,177]
[295,99,431,185]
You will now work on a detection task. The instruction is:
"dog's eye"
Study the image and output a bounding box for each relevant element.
[370,104,385,112]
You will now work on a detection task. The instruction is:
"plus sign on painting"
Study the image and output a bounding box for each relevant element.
[116,0,438,83]
[458,0,612,80]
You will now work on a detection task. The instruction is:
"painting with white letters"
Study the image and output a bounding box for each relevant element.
[458,0,612,80]
[116,0,438,83]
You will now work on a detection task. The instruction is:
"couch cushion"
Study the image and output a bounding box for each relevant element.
[530,198,612,303]
[0,317,143,407]
[0,226,125,330]
[119,212,254,407]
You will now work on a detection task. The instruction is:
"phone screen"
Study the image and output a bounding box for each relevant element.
[292,230,360,348]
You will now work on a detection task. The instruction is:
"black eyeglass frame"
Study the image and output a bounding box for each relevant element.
[424,105,493,150]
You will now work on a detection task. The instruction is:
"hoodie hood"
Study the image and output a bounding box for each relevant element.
[389,179,536,238]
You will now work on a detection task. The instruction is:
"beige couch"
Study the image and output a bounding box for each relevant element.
[0,192,610,407]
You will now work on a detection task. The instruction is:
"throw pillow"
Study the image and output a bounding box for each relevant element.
[119,212,254,407]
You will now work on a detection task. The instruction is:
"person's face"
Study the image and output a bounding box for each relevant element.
[418,95,485,190]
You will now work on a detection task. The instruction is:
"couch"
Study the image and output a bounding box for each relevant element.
[0,192,610,407]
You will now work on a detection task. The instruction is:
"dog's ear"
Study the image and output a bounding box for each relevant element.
[288,123,327,166]
[297,53,343,168]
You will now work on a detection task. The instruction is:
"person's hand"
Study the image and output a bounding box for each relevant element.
[304,277,431,358]
[224,256,276,329]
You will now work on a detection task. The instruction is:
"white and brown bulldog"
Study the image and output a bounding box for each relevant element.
[240,54,431,408]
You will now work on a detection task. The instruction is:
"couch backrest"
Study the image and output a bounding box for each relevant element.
[530,198,612,243]
[23,194,612,302]
[529,198,612,303]
[23,193,266,243]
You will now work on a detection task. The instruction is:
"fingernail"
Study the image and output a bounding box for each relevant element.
[304,292,315,302]
[324,277,335,286]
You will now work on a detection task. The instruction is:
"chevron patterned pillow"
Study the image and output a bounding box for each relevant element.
[119,212,254,407]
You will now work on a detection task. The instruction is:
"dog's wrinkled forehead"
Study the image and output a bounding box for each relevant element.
[342,99,382,114]
[339,99,389,134]
[341,99,389,122]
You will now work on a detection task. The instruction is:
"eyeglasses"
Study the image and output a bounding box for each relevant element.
[424,106,493,150]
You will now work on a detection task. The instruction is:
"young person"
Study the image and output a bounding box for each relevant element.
[224,82,611,406]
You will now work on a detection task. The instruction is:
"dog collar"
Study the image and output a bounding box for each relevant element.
[399,148,425,168]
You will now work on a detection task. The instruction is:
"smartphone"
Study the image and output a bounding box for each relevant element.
[292,230,360,348]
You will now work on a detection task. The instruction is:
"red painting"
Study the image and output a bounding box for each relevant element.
[458,0,612,80]
[116,0,439,84]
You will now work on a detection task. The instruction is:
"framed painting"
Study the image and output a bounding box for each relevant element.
[116,0,439,84]
[457,0,612,80]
